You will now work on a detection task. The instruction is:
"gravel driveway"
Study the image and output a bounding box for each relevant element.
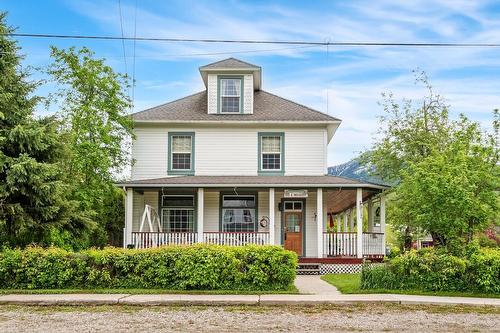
[0,304,498,332]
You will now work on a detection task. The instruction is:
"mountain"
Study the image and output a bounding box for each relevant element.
[328,159,387,185]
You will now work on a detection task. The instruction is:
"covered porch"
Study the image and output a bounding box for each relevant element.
[119,176,388,259]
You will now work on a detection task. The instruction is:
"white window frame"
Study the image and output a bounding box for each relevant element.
[260,135,282,171]
[219,77,242,114]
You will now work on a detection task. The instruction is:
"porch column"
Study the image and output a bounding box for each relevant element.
[124,188,133,248]
[356,188,363,258]
[197,188,204,243]
[343,213,348,232]
[349,209,354,232]
[336,215,341,232]
[317,188,324,258]
[367,198,374,232]
[269,187,275,245]
[380,194,386,255]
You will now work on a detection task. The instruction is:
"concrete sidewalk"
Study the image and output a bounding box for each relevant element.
[0,293,498,307]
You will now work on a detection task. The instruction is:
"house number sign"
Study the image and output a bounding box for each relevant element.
[284,189,308,198]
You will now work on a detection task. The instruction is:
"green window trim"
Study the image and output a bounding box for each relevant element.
[167,132,195,175]
[158,190,198,232]
[258,132,285,176]
[217,75,244,114]
[218,191,259,232]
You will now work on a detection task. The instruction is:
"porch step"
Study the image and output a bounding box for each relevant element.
[297,263,320,275]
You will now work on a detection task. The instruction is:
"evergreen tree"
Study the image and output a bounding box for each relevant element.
[0,13,79,247]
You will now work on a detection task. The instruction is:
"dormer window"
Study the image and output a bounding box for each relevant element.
[219,77,242,113]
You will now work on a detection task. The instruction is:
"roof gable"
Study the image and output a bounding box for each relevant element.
[199,57,261,70]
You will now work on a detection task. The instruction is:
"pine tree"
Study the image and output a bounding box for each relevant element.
[0,12,78,246]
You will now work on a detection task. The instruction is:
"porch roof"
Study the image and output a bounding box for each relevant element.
[117,175,389,190]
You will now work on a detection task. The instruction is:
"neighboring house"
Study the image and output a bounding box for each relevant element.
[118,58,388,272]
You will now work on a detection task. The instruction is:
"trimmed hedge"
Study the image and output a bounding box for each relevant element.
[361,247,500,294]
[0,245,297,290]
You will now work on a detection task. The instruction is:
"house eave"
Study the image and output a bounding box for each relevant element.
[133,119,341,125]
[117,182,390,190]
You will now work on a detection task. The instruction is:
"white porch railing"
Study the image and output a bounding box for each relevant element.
[203,232,270,246]
[362,232,385,256]
[130,231,270,248]
[131,232,198,249]
[323,232,384,257]
[323,232,358,257]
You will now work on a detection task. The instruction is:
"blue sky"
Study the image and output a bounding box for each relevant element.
[3,0,499,166]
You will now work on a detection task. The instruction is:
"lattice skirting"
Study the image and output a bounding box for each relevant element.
[320,263,383,274]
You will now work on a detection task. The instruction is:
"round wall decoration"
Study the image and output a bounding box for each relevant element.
[259,216,269,228]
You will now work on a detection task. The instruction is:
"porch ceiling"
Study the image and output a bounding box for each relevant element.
[117,175,389,190]
[326,189,379,214]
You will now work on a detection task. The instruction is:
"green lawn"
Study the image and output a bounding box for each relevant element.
[321,273,500,298]
[0,285,298,295]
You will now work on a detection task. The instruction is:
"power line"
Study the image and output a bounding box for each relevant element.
[117,0,128,76]
[131,0,138,111]
[4,32,500,47]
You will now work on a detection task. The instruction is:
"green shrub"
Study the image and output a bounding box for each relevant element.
[0,245,297,291]
[361,247,499,294]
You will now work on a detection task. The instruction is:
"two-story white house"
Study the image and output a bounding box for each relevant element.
[119,58,388,273]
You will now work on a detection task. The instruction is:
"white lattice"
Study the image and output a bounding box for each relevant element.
[320,263,383,274]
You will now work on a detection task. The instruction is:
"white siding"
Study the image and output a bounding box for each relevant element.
[285,129,326,176]
[131,127,168,180]
[243,74,253,114]
[305,192,317,257]
[132,191,144,232]
[131,126,327,178]
[132,190,158,232]
[257,190,269,232]
[207,74,217,114]
[204,190,219,231]
[196,128,257,175]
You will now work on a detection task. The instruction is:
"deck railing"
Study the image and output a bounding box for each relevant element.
[131,232,198,249]
[323,232,384,257]
[362,232,384,256]
[203,232,270,246]
[130,231,270,248]
[323,232,358,257]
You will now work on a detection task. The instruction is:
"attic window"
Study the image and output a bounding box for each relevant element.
[220,78,242,113]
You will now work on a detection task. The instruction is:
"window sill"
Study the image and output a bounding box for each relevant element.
[258,171,285,176]
[168,170,195,176]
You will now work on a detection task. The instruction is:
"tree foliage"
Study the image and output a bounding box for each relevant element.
[364,72,499,250]
[47,46,134,247]
[0,13,78,246]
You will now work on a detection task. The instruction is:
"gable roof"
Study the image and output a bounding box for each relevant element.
[199,57,261,70]
[133,90,340,122]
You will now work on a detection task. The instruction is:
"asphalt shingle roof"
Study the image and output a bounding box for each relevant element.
[133,90,340,122]
[199,57,261,70]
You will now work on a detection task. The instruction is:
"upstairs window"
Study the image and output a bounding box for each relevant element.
[220,78,242,113]
[168,133,194,174]
[259,133,284,174]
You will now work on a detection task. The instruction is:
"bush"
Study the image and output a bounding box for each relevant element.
[0,245,297,291]
[361,247,500,294]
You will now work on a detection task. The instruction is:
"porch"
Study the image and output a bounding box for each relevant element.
[120,176,388,259]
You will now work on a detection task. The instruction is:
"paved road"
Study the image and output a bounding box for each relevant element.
[0,304,498,332]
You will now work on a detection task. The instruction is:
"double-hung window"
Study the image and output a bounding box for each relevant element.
[168,133,194,174]
[221,195,256,232]
[259,133,284,174]
[161,195,195,232]
[219,78,242,113]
